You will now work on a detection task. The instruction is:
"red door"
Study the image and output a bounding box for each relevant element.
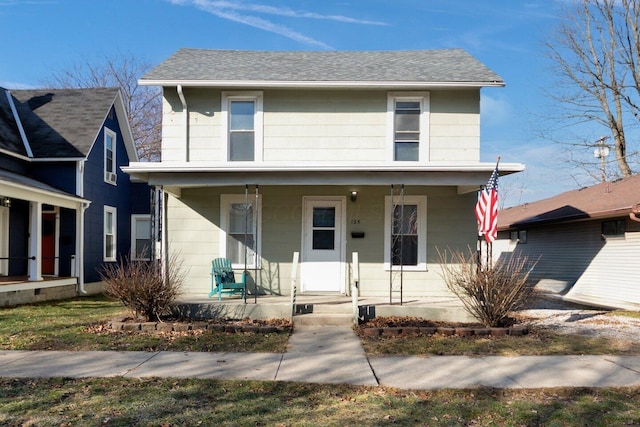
[41,213,56,275]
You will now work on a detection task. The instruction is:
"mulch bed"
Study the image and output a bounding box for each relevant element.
[357,316,528,337]
[106,316,293,334]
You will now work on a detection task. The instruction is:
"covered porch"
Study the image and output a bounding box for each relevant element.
[171,293,474,324]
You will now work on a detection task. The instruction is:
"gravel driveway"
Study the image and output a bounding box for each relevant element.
[516,295,640,342]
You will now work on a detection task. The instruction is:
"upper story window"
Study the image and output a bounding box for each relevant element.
[387,92,430,162]
[221,91,263,162]
[104,127,117,185]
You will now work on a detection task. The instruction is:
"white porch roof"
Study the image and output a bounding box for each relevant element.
[123,161,525,197]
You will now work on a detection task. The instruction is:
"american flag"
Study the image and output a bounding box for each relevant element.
[475,162,499,243]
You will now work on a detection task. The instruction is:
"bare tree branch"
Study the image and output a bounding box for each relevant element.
[42,53,161,161]
[544,0,640,180]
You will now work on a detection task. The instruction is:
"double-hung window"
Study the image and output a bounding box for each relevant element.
[222,92,263,162]
[104,127,117,184]
[387,92,429,162]
[384,195,427,271]
[220,194,262,269]
[131,214,151,260]
[104,206,117,262]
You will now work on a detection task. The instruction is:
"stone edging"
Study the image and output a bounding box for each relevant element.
[109,318,291,334]
[361,326,529,337]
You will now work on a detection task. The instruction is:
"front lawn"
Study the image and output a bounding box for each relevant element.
[1,378,639,426]
[0,295,290,353]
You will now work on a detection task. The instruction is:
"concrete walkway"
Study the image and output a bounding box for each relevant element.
[2,325,640,389]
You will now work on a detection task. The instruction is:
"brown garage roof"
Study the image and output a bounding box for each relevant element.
[498,174,640,229]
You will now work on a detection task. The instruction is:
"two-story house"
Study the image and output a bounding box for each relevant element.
[125,48,523,301]
[0,87,150,306]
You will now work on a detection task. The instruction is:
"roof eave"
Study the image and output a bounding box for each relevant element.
[139,79,505,89]
[499,207,633,230]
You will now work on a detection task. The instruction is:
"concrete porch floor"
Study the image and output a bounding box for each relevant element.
[171,293,475,323]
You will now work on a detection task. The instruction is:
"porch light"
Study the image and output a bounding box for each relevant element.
[350,191,358,202]
[1,197,10,208]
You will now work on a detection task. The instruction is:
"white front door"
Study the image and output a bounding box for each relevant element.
[300,197,345,293]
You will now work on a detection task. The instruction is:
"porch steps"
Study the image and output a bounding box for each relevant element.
[293,301,355,326]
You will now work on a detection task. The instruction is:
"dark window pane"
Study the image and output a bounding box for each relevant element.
[313,207,335,227]
[393,205,418,234]
[230,132,255,161]
[313,230,335,250]
[135,239,151,259]
[394,142,419,161]
[602,219,625,236]
[105,235,113,258]
[396,101,420,110]
[391,235,418,266]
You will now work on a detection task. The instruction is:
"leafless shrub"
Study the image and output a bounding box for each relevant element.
[100,254,184,322]
[438,248,537,327]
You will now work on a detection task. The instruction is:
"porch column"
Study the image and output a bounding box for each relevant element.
[76,203,87,293]
[28,201,42,281]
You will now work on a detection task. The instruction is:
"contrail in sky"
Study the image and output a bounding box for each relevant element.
[166,0,388,49]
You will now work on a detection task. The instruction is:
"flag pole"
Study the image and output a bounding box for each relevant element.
[475,156,501,270]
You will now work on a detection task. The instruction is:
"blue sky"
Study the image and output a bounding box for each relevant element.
[0,0,595,206]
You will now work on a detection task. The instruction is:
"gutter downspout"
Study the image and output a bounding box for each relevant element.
[177,85,188,162]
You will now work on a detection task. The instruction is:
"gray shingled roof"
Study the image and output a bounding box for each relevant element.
[498,175,640,229]
[10,87,119,158]
[142,48,503,84]
[0,89,28,156]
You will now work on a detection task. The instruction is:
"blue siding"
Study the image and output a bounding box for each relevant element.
[58,208,76,276]
[8,199,29,275]
[0,152,27,175]
[82,106,150,282]
[28,162,76,194]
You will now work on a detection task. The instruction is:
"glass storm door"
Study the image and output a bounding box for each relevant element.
[300,197,345,293]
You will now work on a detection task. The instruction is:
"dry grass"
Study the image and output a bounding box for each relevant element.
[1,378,639,426]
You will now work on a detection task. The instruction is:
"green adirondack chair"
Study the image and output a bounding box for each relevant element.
[209,258,247,300]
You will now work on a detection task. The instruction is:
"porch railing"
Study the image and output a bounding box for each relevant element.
[290,251,299,321]
[351,252,359,325]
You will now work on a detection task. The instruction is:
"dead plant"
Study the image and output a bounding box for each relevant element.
[437,248,537,327]
[100,254,185,322]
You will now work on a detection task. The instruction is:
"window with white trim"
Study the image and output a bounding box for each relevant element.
[384,195,427,271]
[387,92,429,162]
[221,91,263,162]
[131,215,151,260]
[220,194,262,269]
[104,127,117,184]
[104,206,117,262]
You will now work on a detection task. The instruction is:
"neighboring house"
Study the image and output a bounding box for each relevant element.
[124,48,523,301]
[495,175,640,310]
[0,87,150,306]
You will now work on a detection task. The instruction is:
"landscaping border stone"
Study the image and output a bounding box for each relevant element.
[108,317,292,334]
[360,326,528,337]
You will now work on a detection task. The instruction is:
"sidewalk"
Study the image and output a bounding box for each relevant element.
[2,325,640,389]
